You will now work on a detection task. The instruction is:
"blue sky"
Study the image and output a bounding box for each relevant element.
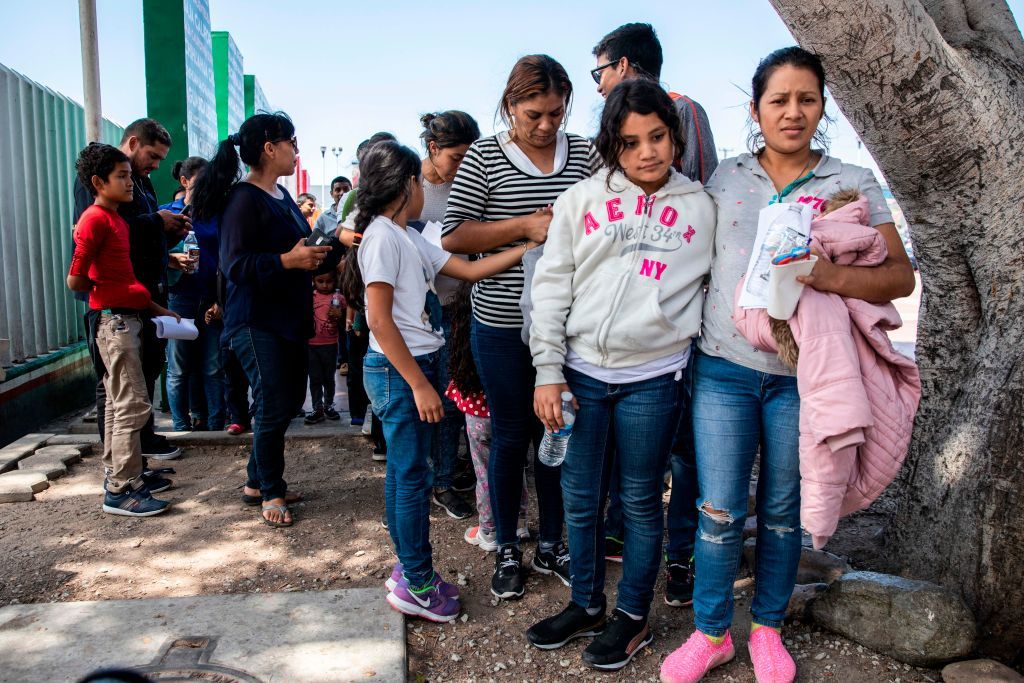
[2,1,1021,193]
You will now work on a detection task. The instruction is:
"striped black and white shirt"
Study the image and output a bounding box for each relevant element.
[442,132,599,328]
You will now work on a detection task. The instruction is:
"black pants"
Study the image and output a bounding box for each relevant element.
[308,343,337,410]
[221,341,251,427]
[85,309,162,446]
[346,330,371,421]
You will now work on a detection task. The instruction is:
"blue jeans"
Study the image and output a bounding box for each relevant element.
[167,295,225,431]
[691,349,802,635]
[230,326,306,501]
[363,349,440,589]
[471,320,563,546]
[433,304,465,490]
[561,367,682,617]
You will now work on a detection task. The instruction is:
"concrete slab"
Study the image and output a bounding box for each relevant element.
[46,433,100,448]
[16,456,67,480]
[0,589,405,683]
[0,470,50,502]
[0,433,55,473]
[32,445,85,464]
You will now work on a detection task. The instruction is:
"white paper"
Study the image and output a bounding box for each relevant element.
[739,203,814,309]
[153,316,199,340]
[421,220,444,249]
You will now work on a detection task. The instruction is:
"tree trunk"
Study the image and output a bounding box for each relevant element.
[768,0,1024,664]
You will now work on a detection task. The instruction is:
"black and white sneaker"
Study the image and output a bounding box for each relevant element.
[664,556,695,607]
[431,488,473,519]
[143,437,181,461]
[581,609,653,671]
[491,544,526,599]
[527,602,606,650]
[140,471,173,493]
[531,540,571,587]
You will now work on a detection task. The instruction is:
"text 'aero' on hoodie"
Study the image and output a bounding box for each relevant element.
[530,168,716,386]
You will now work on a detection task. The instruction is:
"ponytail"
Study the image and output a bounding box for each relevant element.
[191,111,295,221]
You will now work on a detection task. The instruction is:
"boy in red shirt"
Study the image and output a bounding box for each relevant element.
[67,143,179,516]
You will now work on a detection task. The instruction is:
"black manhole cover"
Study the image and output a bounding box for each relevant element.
[132,636,263,682]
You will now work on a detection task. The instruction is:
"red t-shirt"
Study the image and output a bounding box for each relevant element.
[309,290,342,345]
[69,204,151,311]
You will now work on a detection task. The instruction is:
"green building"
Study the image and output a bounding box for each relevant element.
[244,74,269,118]
[211,31,244,141]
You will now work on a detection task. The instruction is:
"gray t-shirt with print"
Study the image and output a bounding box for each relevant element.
[699,152,894,376]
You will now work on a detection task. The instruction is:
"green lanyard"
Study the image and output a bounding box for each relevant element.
[768,171,815,206]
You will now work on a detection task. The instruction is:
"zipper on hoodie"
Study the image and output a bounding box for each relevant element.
[595,193,657,364]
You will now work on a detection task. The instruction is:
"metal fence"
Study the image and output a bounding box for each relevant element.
[0,63,123,367]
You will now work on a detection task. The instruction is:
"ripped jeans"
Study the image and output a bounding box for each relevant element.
[691,349,801,635]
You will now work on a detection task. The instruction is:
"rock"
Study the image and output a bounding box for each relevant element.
[17,456,67,480]
[787,583,827,619]
[0,470,50,502]
[810,571,976,666]
[797,547,851,584]
[0,434,55,473]
[45,434,100,448]
[942,659,1024,682]
[33,445,87,463]
[743,516,758,540]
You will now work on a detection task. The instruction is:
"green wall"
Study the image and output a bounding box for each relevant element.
[211,31,244,140]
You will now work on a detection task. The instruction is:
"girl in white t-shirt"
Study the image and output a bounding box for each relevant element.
[351,141,537,623]
[526,79,716,669]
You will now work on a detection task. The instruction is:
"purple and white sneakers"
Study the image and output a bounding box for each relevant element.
[385,563,460,600]
[386,573,461,623]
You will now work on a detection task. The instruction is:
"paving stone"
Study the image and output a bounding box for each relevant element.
[0,470,50,502]
[32,445,85,464]
[0,588,404,682]
[0,433,55,473]
[17,456,67,480]
[46,433,100,448]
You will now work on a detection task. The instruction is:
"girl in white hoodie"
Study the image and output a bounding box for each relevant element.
[526,79,716,671]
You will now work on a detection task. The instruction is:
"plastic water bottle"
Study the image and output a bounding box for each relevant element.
[331,289,342,311]
[537,391,575,467]
[183,230,200,275]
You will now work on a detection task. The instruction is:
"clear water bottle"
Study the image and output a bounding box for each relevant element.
[183,230,200,275]
[538,391,575,467]
[331,288,342,311]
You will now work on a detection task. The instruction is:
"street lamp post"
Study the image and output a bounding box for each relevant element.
[332,147,342,175]
[320,146,327,204]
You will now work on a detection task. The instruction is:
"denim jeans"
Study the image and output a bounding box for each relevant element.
[363,349,441,588]
[230,326,306,501]
[221,341,251,427]
[561,367,682,617]
[167,295,225,431]
[691,349,802,635]
[471,319,563,546]
[433,304,465,489]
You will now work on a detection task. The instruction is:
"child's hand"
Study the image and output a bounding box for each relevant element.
[327,307,342,320]
[413,384,444,423]
[168,252,194,273]
[150,303,181,322]
[534,383,575,433]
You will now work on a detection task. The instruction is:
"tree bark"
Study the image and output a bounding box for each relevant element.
[768,0,1024,664]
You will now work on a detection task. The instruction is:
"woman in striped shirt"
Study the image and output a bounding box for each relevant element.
[442,54,600,600]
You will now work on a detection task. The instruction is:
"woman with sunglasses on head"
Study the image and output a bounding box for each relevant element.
[192,112,341,528]
[442,54,601,600]
[659,47,914,683]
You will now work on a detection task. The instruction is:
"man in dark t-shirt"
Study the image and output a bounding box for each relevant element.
[72,118,191,461]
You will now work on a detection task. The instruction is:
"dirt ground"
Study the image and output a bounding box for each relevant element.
[0,433,942,682]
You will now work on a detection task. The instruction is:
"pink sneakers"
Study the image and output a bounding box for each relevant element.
[660,630,735,683]
[747,627,796,683]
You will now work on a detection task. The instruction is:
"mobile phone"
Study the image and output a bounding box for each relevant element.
[305,227,331,247]
[181,204,193,217]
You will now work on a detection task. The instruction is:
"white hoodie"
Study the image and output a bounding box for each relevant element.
[530,168,716,386]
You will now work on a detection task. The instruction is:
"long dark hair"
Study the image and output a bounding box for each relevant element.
[747,46,831,154]
[191,112,295,220]
[595,79,686,186]
[341,141,422,309]
[170,156,208,197]
[447,283,482,395]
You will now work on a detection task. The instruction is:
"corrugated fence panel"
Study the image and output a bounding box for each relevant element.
[0,63,122,367]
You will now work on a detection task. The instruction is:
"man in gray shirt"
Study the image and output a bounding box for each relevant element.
[314,175,352,237]
[591,22,718,184]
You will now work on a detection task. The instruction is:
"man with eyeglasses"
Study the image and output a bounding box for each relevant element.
[592,22,718,184]
[590,22,715,613]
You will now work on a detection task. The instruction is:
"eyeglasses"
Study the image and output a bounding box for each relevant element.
[270,135,299,151]
[590,61,617,84]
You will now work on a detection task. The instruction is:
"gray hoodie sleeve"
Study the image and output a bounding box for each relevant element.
[519,244,545,345]
[674,95,719,185]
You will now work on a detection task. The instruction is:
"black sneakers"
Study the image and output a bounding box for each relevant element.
[323,406,341,420]
[491,544,527,599]
[142,436,181,460]
[581,609,653,671]
[304,408,325,425]
[531,540,571,587]
[527,602,606,650]
[664,556,695,607]
[431,488,473,519]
